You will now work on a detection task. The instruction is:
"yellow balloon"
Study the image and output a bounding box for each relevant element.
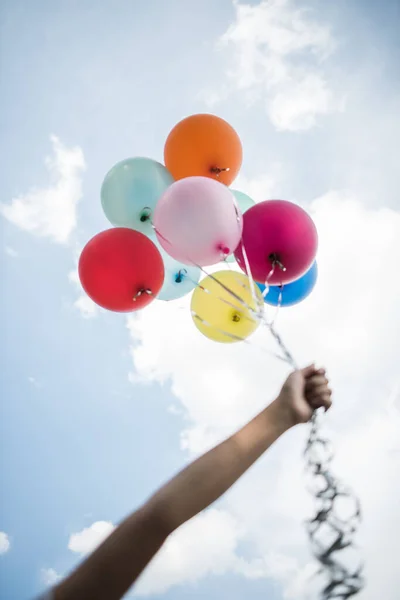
[191,270,263,343]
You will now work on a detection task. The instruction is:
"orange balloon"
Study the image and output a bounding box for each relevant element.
[164,114,242,186]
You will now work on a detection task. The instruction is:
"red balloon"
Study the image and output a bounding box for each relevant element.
[234,200,318,285]
[79,228,164,312]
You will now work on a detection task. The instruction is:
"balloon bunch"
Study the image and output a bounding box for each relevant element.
[79,114,364,598]
[79,114,318,334]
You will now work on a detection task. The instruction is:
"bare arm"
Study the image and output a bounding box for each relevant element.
[54,366,331,600]
[147,396,292,531]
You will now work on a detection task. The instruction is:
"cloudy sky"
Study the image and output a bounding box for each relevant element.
[1,0,400,598]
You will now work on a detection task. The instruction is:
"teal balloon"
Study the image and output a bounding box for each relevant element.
[226,190,256,263]
[232,189,256,213]
[101,157,174,239]
[157,247,200,302]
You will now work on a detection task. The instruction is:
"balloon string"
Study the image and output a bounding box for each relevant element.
[221,253,272,322]
[262,256,288,325]
[270,286,283,327]
[183,272,261,328]
[152,224,260,318]
[240,241,264,316]
[258,314,364,598]
[191,310,254,344]
[153,222,364,597]
[305,414,364,599]
[240,244,284,328]
[190,309,288,362]
[237,244,364,598]
[265,261,277,290]
[183,271,287,362]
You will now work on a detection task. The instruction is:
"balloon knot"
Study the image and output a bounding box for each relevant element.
[140,207,152,223]
[268,253,287,272]
[232,313,241,323]
[175,269,187,284]
[133,289,152,301]
[210,166,230,176]
[218,244,230,257]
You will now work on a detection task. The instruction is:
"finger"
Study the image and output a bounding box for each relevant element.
[301,364,317,379]
[307,385,332,400]
[305,375,329,389]
[309,393,332,412]
[302,365,327,381]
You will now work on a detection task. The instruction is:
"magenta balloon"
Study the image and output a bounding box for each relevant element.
[234,200,318,285]
[154,176,243,266]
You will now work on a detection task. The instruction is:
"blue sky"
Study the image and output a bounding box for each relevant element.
[1,1,400,599]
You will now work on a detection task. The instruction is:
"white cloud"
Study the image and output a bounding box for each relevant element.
[128,191,400,598]
[268,73,334,131]
[207,0,340,130]
[64,510,299,598]
[0,135,86,244]
[233,166,283,202]
[73,294,99,318]
[135,509,242,595]
[332,409,400,600]
[68,262,99,319]
[1,136,90,316]
[0,532,10,555]
[68,521,115,555]
[40,568,62,586]
[134,506,314,597]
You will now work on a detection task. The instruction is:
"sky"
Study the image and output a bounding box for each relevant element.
[1,0,400,598]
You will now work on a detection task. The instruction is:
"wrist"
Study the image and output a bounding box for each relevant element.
[266,397,297,433]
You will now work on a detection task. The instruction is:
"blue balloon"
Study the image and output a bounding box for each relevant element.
[101,157,174,239]
[157,247,201,302]
[258,262,318,307]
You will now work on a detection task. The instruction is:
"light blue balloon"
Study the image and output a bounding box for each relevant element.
[157,247,201,302]
[226,190,255,263]
[101,157,174,239]
[232,189,255,214]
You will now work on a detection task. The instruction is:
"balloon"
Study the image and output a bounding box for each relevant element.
[154,176,243,266]
[164,114,242,186]
[157,247,201,301]
[78,228,164,312]
[191,271,262,343]
[226,190,255,263]
[258,261,318,307]
[234,200,318,285]
[232,189,255,213]
[101,158,174,237]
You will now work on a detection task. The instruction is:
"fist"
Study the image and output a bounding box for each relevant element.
[277,364,332,427]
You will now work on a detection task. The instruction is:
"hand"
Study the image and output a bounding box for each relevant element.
[276,364,332,428]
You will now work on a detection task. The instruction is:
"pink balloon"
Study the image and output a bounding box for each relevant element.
[234,200,318,285]
[154,176,243,266]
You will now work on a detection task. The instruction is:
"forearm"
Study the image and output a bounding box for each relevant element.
[53,398,291,600]
[149,398,291,532]
[54,505,168,600]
